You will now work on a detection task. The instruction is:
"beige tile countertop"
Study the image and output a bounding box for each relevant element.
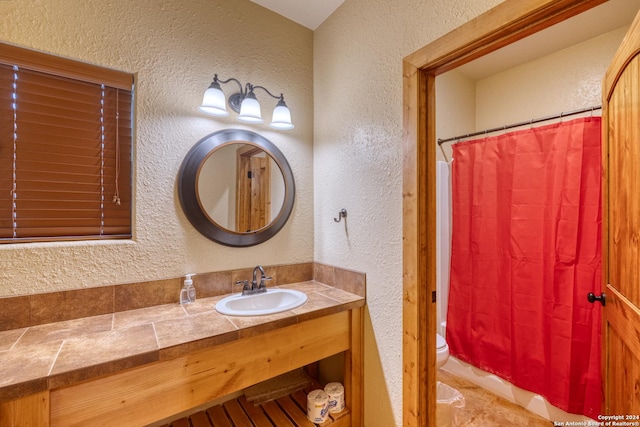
[0,281,364,404]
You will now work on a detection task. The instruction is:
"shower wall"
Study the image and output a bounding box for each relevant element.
[435,161,451,336]
[435,71,475,162]
[476,27,627,129]
[435,26,628,422]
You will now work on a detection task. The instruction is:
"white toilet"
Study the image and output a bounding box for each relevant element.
[436,333,450,369]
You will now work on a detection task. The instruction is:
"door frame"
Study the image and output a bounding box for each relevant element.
[401,1,608,425]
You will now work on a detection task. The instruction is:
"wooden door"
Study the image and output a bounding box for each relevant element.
[236,146,271,232]
[602,8,640,416]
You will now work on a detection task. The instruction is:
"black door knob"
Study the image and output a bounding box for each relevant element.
[587,292,606,306]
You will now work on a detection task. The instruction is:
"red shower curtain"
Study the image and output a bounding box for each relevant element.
[447,117,602,419]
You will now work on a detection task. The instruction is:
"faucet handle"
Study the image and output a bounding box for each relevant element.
[259,276,272,288]
[235,280,250,292]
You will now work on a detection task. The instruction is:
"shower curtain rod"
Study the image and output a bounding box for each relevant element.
[437,105,602,145]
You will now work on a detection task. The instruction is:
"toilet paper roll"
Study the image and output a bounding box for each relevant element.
[307,389,329,423]
[324,382,345,413]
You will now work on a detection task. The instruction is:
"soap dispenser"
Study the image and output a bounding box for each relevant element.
[180,274,196,304]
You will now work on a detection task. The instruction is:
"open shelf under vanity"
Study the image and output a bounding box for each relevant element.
[166,384,351,427]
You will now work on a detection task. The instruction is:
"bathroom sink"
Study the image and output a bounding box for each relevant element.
[215,288,308,316]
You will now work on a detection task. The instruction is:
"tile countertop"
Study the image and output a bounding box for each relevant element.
[0,281,365,404]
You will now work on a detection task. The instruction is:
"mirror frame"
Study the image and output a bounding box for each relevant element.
[178,129,295,247]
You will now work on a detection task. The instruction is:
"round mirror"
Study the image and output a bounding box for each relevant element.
[178,129,295,247]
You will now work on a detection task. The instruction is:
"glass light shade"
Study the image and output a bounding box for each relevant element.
[198,83,229,116]
[237,92,264,123]
[270,100,294,130]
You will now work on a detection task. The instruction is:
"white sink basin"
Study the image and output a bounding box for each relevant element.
[215,288,308,316]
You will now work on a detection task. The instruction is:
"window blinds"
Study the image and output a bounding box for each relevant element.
[0,45,133,243]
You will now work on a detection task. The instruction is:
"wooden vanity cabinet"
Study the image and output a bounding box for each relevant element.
[0,308,363,427]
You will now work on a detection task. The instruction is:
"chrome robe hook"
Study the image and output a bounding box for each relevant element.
[334,208,347,222]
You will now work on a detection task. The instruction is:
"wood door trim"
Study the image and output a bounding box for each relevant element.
[237,145,265,157]
[402,1,608,425]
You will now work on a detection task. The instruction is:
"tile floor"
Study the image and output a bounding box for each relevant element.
[437,370,553,426]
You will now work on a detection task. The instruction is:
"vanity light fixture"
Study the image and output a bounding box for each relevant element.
[199,74,295,130]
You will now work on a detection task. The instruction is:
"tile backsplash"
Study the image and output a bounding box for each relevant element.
[0,262,365,332]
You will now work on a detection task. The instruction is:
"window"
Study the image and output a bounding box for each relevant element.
[0,42,133,243]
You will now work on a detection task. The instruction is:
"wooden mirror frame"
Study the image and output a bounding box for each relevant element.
[178,129,295,247]
[402,1,608,425]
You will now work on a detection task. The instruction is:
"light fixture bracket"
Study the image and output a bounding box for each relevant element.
[228,92,245,114]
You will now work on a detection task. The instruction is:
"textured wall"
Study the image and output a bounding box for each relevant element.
[312,1,503,425]
[0,0,314,296]
[475,27,627,129]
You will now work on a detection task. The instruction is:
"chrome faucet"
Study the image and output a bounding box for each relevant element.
[252,265,271,293]
[235,265,271,296]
